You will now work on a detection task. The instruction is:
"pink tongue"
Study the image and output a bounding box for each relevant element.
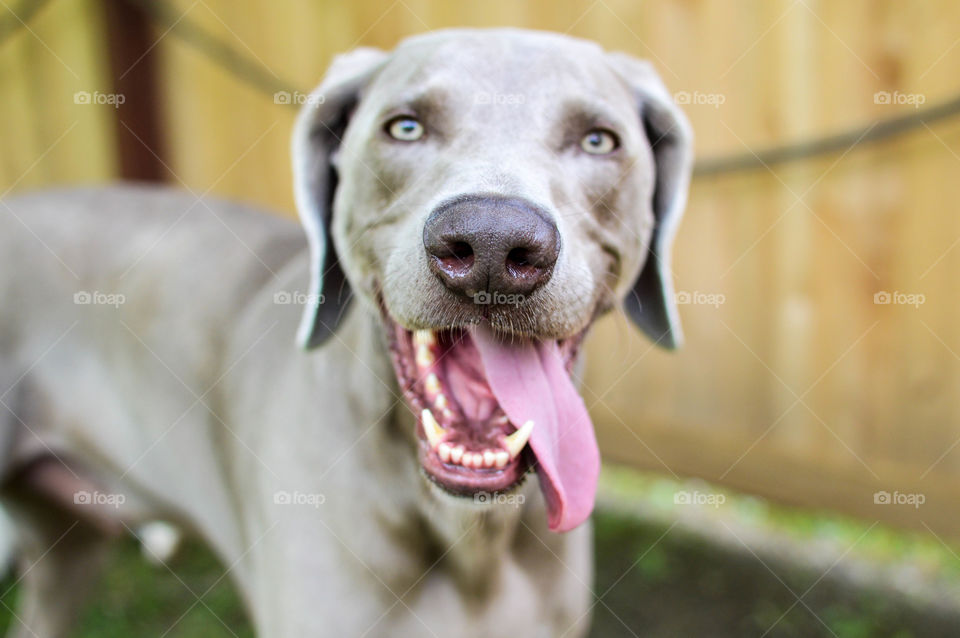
[470,324,600,532]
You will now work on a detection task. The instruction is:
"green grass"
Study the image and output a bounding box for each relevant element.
[600,465,960,584]
[0,540,252,638]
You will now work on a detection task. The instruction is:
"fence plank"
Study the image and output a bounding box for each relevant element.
[0,0,116,194]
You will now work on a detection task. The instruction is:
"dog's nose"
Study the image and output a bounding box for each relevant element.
[423,195,560,300]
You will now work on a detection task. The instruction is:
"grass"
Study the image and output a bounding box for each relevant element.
[0,539,252,638]
[599,466,960,585]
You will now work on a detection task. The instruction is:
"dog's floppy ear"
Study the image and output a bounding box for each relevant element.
[608,53,694,350]
[292,47,388,349]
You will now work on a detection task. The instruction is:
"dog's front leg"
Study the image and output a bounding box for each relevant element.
[236,506,423,638]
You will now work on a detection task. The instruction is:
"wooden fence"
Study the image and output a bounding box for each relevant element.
[3,0,960,537]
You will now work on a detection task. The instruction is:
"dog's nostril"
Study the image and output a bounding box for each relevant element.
[432,241,475,276]
[505,247,539,279]
[506,247,530,267]
[449,241,473,261]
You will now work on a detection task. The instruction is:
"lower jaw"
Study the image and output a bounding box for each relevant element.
[417,442,530,495]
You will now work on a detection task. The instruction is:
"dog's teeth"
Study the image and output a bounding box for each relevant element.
[413,330,436,347]
[425,373,441,395]
[483,450,495,467]
[461,452,473,467]
[437,442,451,463]
[434,393,448,409]
[494,451,509,468]
[471,454,484,469]
[421,409,446,448]
[416,344,435,368]
[450,445,464,464]
[504,420,534,459]
[442,407,456,422]
[494,415,509,426]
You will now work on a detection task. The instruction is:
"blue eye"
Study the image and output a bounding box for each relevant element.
[386,117,425,141]
[581,129,619,155]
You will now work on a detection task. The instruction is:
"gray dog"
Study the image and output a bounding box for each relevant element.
[0,28,691,638]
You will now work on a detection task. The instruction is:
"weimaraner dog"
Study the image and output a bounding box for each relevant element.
[0,28,691,638]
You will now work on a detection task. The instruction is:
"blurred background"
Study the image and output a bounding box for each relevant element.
[2,0,960,636]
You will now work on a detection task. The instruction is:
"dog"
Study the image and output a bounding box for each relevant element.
[0,28,691,638]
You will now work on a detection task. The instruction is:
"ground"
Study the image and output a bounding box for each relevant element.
[1,469,958,637]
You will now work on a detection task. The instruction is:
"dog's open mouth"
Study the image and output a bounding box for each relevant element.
[385,316,601,532]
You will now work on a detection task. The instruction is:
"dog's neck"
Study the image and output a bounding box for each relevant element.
[332,304,544,591]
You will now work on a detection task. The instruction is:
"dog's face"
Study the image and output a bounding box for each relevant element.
[293,29,692,532]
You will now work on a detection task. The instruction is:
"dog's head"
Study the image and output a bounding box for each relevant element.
[292,29,692,532]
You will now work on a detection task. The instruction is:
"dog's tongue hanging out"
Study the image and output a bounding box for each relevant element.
[470,324,600,532]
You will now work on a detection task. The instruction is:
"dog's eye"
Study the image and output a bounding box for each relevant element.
[580,129,619,155]
[386,116,425,142]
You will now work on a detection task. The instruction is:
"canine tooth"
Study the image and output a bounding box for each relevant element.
[504,420,534,459]
[494,451,509,468]
[483,450,496,467]
[413,330,436,347]
[421,409,446,448]
[416,344,435,368]
[438,442,451,463]
[424,373,441,394]
[435,393,448,409]
[450,445,464,464]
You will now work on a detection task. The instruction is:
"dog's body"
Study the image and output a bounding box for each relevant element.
[0,187,589,637]
[0,29,691,638]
